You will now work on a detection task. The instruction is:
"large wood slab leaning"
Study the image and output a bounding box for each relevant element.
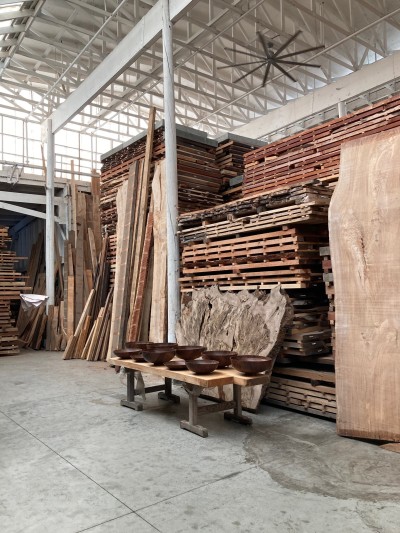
[176,285,293,410]
[329,129,400,441]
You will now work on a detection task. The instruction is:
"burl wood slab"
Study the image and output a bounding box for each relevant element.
[176,285,293,411]
[329,129,400,441]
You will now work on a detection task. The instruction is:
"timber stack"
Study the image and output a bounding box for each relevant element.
[242,92,400,196]
[0,226,27,356]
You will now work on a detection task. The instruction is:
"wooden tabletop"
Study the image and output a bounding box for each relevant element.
[110,358,270,388]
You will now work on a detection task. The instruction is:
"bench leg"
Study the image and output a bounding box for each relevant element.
[180,384,208,437]
[158,377,181,403]
[120,369,143,411]
[224,384,252,425]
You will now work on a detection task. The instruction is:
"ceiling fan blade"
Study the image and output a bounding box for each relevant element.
[234,62,267,83]
[278,45,325,59]
[217,59,266,70]
[257,31,271,58]
[224,47,267,60]
[273,30,302,58]
[277,59,321,68]
[262,62,271,87]
[272,61,297,83]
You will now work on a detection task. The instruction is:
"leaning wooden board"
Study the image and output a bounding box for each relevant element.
[329,129,400,441]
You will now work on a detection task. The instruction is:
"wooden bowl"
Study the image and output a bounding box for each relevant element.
[129,349,145,362]
[125,341,153,350]
[186,359,219,375]
[176,345,205,361]
[231,356,272,375]
[142,350,175,365]
[114,348,141,360]
[202,350,237,368]
[148,342,178,351]
[165,359,187,370]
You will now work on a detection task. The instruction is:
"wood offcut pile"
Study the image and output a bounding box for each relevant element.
[242,92,400,197]
[0,226,27,355]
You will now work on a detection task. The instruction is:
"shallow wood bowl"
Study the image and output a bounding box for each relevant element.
[202,350,238,368]
[186,359,219,375]
[125,341,153,350]
[147,342,178,351]
[231,356,272,375]
[142,350,176,365]
[114,348,142,360]
[165,359,187,370]
[176,345,205,361]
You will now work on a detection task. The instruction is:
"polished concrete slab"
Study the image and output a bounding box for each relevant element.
[0,350,399,533]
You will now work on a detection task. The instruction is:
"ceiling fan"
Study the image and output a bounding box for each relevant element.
[219,30,325,86]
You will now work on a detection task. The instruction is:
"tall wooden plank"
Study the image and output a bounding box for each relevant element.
[107,163,138,360]
[149,162,167,342]
[329,129,400,441]
[90,169,102,255]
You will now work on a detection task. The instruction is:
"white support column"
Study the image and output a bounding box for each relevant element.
[45,119,55,307]
[162,0,179,342]
[338,101,346,117]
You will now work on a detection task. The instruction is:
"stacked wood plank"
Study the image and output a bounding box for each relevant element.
[0,226,27,355]
[266,364,336,419]
[242,92,400,196]
[178,185,329,293]
[100,124,224,278]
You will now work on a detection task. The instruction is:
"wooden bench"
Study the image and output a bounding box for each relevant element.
[110,357,269,437]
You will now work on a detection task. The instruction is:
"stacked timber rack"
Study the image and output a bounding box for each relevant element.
[0,226,27,355]
[178,184,330,292]
[320,245,335,356]
[242,92,400,196]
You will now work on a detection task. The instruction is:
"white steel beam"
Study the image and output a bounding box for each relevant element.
[51,0,200,133]
[46,118,55,307]
[0,191,63,205]
[233,50,400,139]
[0,201,61,223]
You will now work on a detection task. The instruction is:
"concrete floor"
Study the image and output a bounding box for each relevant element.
[0,351,399,533]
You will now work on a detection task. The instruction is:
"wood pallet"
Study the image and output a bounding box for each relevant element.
[242,93,400,196]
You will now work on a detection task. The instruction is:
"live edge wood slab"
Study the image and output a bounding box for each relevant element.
[110,357,269,437]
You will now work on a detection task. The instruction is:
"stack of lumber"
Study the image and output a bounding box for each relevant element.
[266,364,336,419]
[178,185,329,293]
[215,134,265,200]
[180,225,328,292]
[100,123,224,277]
[16,231,65,351]
[320,245,335,356]
[242,92,400,196]
[280,290,331,360]
[0,226,27,355]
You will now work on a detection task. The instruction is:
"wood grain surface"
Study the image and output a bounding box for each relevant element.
[329,128,400,441]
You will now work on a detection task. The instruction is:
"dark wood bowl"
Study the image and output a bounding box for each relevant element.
[186,359,219,375]
[231,356,272,375]
[114,348,142,360]
[176,345,205,361]
[148,342,178,351]
[125,341,153,350]
[165,359,187,370]
[202,350,238,368]
[142,350,175,365]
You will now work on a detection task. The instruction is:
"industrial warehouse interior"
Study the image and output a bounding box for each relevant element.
[1,1,400,532]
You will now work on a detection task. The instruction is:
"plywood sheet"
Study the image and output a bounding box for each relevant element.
[329,129,400,441]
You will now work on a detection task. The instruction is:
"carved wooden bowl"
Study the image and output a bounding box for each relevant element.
[142,350,176,365]
[176,345,205,361]
[165,359,187,370]
[125,341,153,350]
[148,342,178,351]
[114,348,142,360]
[202,350,238,368]
[231,356,272,375]
[186,359,219,375]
